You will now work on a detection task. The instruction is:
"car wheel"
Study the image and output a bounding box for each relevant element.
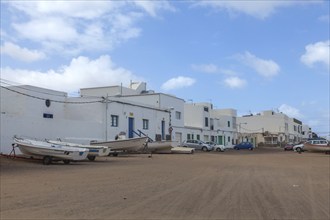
[296,147,302,153]
[202,147,208,152]
[216,148,221,152]
[43,156,52,165]
[234,147,239,150]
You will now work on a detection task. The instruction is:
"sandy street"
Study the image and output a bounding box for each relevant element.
[1,147,329,220]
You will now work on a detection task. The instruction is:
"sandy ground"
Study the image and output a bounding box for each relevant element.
[1,147,329,220]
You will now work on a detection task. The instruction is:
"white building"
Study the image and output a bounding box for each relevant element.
[0,83,176,154]
[183,103,237,147]
[1,82,314,154]
[81,82,185,142]
[237,110,311,147]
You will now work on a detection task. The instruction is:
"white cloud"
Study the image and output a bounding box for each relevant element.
[161,76,196,91]
[238,51,280,78]
[5,1,174,55]
[8,1,123,19]
[191,64,219,73]
[13,17,78,43]
[224,76,247,89]
[300,40,330,69]
[195,1,321,19]
[0,42,46,62]
[133,1,176,17]
[1,55,142,93]
[278,104,303,119]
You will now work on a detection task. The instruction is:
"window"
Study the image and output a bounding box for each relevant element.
[175,111,181,120]
[227,121,231,127]
[43,113,53,118]
[205,117,209,127]
[197,134,200,140]
[228,136,231,142]
[111,115,119,127]
[187,134,191,140]
[204,107,209,112]
[142,119,149,130]
[210,118,214,130]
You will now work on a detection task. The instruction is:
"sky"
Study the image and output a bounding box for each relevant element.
[0,1,329,137]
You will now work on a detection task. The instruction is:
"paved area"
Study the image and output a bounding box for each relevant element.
[1,147,329,220]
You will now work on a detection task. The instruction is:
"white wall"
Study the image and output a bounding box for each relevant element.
[0,86,104,154]
[0,85,171,154]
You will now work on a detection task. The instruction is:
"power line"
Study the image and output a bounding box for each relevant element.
[1,86,103,104]
[0,78,69,97]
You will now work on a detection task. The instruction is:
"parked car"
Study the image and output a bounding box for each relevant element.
[205,141,226,152]
[233,142,254,150]
[293,143,304,153]
[182,140,214,151]
[284,143,294,151]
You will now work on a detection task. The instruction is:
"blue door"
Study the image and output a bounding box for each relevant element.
[128,117,134,138]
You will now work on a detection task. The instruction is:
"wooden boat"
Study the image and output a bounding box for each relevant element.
[13,137,89,164]
[303,139,330,153]
[146,141,178,153]
[47,140,111,161]
[90,136,148,152]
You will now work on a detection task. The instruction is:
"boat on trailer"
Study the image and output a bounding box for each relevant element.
[47,140,111,161]
[90,136,148,155]
[13,137,89,165]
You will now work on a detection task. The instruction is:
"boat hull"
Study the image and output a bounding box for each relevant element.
[90,137,148,152]
[171,147,195,154]
[303,143,330,152]
[147,141,178,153]
[47,140,111,157]
[14,138,88,161]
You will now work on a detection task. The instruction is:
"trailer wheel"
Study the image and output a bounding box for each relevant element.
[87,155,96,161]
[43,156,52,165]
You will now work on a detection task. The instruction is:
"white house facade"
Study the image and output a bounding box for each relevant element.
[183,103,237,147]
[1,82,315,155]
[237,110,311,146]
[0,83,174,154]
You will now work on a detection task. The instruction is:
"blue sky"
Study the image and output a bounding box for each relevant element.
[1,1,329,136]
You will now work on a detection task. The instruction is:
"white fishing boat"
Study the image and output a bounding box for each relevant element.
[303,139,330,153]
[90,136,148,153]
[146,141,178,153]
[13,137,89,164]
[47,140,111,161]
[171,147,195,154]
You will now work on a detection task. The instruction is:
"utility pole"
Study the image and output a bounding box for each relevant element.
[105,94,108,141]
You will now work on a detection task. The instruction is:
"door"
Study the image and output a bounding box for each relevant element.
[161,120,165,140]
[175,132,182,143]
[218,135,223,145]
[128,117,134,138]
